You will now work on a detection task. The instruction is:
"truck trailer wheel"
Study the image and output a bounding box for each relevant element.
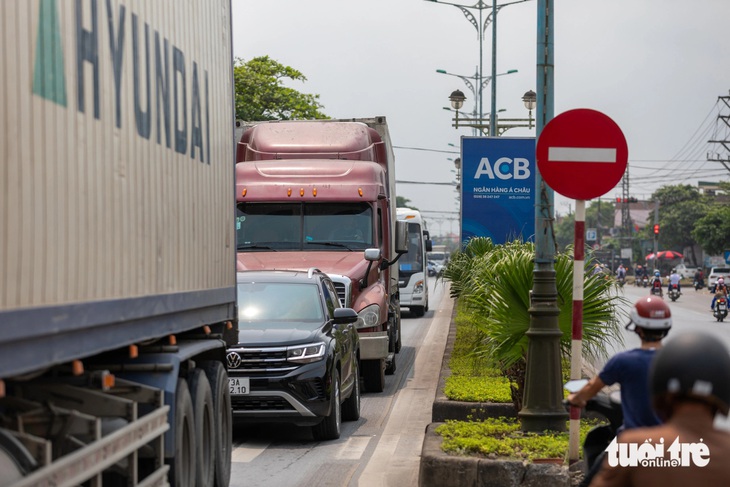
[188,369,215,487]
[169,379,196,487]
[202,361,232,487]
[362,359,385,393]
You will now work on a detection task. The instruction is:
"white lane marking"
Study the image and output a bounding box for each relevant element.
[336,436,372,460]
[231,441,270,463]
[548,147,617,163]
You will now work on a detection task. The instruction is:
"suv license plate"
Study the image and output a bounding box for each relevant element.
[229,377,250,395]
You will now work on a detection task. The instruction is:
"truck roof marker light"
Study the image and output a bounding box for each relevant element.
[101,371,116,391]
[313,188,317,197]
[168,335,177,345]
[300,188,305,196]
[358,188,363,197]
[129,344,138,358]
[72,360,84,376]
[241,188,247,197]
[287,188,292,197]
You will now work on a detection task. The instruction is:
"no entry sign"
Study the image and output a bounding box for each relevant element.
[536,109,628,200]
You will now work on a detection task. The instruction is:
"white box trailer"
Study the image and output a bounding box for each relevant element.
[0,1,236,485]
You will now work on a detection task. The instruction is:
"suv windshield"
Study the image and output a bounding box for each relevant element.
[237,282,323,327]
[236,202,373,251]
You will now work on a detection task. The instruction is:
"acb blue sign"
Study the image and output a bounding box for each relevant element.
[460,137,536,246]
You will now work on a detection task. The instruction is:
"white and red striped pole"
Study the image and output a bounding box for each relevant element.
[569,199,586,463]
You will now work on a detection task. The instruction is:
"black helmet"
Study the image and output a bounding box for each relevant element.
[650,332,730,419]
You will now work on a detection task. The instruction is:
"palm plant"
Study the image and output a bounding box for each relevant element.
[442,237,627,411]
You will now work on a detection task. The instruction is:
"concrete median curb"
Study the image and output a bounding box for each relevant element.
[419,303,575,486]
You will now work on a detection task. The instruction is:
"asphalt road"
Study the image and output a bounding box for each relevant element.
[593,282,730,431]
[228,277,453,487]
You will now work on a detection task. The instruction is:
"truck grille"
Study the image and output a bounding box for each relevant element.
[329,276,351,307]
[227,348,298,375]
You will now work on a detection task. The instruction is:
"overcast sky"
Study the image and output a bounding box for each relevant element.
[233,0,730,236]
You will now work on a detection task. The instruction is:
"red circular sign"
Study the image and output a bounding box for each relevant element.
[536,108,628,200]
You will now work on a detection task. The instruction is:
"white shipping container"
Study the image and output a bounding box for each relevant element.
[0,0,236,376]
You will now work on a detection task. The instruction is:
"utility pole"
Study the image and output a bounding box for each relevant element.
[707,91,730,173]
[518,0,567,433]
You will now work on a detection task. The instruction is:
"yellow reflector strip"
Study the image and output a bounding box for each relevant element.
[129,344,139,358]
[72,360,84,376]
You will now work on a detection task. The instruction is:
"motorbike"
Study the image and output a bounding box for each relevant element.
[714,296,728,322]
[617,275,625,288]
[642,276,649,288]
[650,280,663,296]
[667,284,680,302]
[564,380,623,484]
[694,279,704,291]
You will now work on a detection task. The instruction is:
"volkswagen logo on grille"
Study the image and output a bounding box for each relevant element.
[226,351,242,369]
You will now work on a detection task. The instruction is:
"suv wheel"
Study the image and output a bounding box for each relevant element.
[342,359,361,421]
[312,369,341,441]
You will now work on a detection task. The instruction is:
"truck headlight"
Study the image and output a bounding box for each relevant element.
[356,304,380,330]
[287,343,325,364]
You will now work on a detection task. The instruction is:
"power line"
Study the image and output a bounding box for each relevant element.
[393,145,459,155]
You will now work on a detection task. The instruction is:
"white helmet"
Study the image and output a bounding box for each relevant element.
[629,296,672,330]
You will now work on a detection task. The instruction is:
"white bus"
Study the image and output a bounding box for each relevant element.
[396,208,432,317]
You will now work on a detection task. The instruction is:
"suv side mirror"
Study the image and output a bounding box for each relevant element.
[333,307,358,325]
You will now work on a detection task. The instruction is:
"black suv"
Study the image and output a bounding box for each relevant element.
[228,269,361,440]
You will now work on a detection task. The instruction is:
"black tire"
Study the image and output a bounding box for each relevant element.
[168,379,196,487]
[342,358,361,421]
[385,351,397,375]
[362,359,385,393]
[202,361,232,487]
[312,369,341,440]
[188,369,215,487]
[411,306,425,317]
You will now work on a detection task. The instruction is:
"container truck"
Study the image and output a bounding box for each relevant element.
[234,117,407,393]
[0,1,236,486]
[396,208,432,317]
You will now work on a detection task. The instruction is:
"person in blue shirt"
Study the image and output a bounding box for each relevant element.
[568,296,672,486]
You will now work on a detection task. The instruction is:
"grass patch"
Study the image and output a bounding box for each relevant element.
[436,417,603,460]
[444,302,514,403]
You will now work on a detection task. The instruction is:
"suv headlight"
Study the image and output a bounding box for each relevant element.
[287,343,326,364]
[356,304,380,329]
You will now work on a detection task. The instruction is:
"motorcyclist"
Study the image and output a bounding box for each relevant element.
[615,264,626,281]
[589,332,730,486]
[668,268,681,293]
[634,265,644,284]
[650,270,663,297]
[693,268,705,288]
[568,296,672,486]
[711,276,729,311]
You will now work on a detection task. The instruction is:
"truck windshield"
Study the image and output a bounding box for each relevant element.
[236,202,374,251]
[399,222,424,274]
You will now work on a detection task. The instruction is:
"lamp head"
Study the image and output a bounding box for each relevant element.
[522,90,537,111]
[449,90,466,110]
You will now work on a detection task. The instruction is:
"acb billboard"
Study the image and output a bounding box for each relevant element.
[461,137,536,246]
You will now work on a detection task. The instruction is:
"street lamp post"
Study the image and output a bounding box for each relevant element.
[437,67,518,120]
[426,0,532,134]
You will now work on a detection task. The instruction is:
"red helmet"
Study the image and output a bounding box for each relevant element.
[629,296,672,330]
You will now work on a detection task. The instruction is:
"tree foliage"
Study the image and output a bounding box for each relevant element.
[233,56,328,121]
[693,205,730,255]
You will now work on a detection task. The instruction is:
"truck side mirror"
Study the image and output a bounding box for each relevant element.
[364,248,381,261]
[395,220,408,254]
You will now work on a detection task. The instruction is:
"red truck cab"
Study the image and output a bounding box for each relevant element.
[235,118,406,392]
